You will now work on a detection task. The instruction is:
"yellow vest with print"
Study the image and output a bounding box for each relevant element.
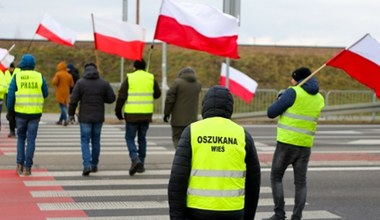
[188,117,247,211]
[277,86,324,147]
[124,70,154,114]
[15,70,44,114]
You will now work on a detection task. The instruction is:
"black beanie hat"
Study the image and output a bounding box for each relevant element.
[292,67,311,81]
[133,59,146,70]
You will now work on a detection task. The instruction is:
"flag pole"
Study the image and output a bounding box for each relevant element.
[91,13,102,75]
[297,64,326,86]
[146,43,154,72]
[0,44,16,63]
[27,33,37,52]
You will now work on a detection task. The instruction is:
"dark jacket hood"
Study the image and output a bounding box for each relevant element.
[202,85,233,119]
[299,77,319,95]
[83,65,100,79]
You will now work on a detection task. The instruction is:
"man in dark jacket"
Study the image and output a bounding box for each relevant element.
[168,85,261,220]
[266,67,324,220]
[163,67,202,149]
[115,59,161,176]
[68,63,116,176]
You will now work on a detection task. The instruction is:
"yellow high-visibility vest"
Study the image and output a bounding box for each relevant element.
[124,70,154,114]
[188,117,247,211]
[277,86,325,147]
[15,70,44,114]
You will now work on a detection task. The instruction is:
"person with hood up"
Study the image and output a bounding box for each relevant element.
[52,61,74,126]
[7,54,49,176]
[68,63,116,176]
[266,67,325,220]
[168,85,261,220]
[163,67,202,149]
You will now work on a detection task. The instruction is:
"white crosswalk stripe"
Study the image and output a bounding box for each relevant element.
[24,124,341,220]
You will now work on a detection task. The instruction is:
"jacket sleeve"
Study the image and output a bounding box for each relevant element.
[68,81,80,116]
[168,126,192,220]
[115,79,128,115]
[52,73,59,86]
[243,130,261,220]
[164,80,178,115]
[6,77,16,111]
[104,82,116,104]
[153,79,161,99]
[267,88,296,118]
[42,77,49,99]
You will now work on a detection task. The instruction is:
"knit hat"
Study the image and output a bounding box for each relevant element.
[133,59,146,70]
[178,67,195,77]
[18,54,35,69]
[291,67,311,81]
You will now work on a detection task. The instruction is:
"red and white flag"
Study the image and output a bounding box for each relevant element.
[93,16,145,60]
[326,33,380,98]
[0,48,15,72]
[154,0,239,59]
[36,14,76,47]
[219,63,258,103]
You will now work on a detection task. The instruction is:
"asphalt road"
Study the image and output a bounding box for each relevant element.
[0,116,379,220]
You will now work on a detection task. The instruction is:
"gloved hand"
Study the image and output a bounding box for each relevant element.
[115,111,124,120]
[277,89,285,100]
[69,115,75,123]
[163,114,170,123]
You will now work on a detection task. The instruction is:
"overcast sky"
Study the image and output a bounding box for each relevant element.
[1,0,379,47]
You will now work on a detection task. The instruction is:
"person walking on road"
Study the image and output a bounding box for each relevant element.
[52,61,74,126]
[163,66,201,149]
[7,54,49,176]
[0,68,7,131]
[68,63,115,176]
[168,85,261,220]
[266,67,325,220]
[115,59,161,176]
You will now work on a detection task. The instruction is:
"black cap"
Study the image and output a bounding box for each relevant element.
[292,67,311,81]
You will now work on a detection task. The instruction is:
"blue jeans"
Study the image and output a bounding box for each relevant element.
[16,117,40,168]
[80,122,103,169]
[270,142,311,220]
[59,103,67,122]
[125,122,149,163]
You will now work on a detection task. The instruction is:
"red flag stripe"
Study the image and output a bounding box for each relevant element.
[154,15,239,59]
[36,24,74,47]
[219,77,255,103]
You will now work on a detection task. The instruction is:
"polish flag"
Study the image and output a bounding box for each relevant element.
[219,63,258,103]
[154,0,239,59]
[36,14,76,47]
[93,16,145,60]
[0,48,15,72]
[326,33,380,98]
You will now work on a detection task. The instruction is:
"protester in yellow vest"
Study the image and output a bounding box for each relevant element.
[114,59,161,176]
[168,85,261,220]
[7,54,49,176]
[0,69,7,131]
[4,63,17,137]
[266,67,325,220]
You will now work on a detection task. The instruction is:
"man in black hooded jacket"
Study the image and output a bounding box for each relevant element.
[168,85,261,220]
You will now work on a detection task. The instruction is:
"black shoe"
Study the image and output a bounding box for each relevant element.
[129,158,143,176]
[16,164,24,175]
[24,167,32,176]
[82,168,91,176]
[137,165,145,173]
[8,131,16,138]
[91,166,98,173]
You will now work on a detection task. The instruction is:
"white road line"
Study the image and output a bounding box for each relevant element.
[5,151,174,156]
[0,146,168,151]
[38,198,294,210]
[24,179,170,187]
[30,170,171,177]
[348,139,380,145]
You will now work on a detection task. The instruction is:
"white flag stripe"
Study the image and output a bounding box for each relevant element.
[40,14,76,44]
[94,16,145,41]
[221,63,258,93]
[349,34,380,66]
[0,48,15,68]
[160,0,238,37]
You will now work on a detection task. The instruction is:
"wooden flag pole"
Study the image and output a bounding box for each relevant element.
[297,64,326,86]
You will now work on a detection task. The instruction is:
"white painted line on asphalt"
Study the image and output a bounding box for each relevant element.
[31,170,171,177]
[46,216,170,220]
[4,151,174,156]
[348,139,380,145]
[255,211,341,219]
[17,146,168,151]
[38,198,294,210]
[24,179,170,187]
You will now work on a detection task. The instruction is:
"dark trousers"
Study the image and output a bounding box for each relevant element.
[270,142,311,219]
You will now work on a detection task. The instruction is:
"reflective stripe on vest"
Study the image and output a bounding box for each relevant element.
[188,117,247,211]
[277,86,324,147]
[124,70,154,114]
[15,70,44,114]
